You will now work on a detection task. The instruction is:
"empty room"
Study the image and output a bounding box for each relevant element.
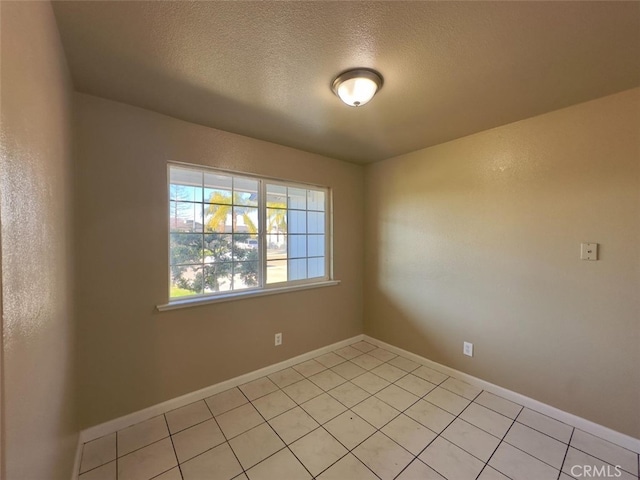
[1,1,639,479]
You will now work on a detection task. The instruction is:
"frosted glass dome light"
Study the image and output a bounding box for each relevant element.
[332,69,383,107]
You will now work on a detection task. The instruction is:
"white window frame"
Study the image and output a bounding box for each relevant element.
[158,162,338,311]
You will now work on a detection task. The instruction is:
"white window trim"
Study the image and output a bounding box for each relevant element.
[160,162,335,310]
[157,279,341,311]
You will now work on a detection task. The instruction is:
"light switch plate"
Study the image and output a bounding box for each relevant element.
[580,243,598,261]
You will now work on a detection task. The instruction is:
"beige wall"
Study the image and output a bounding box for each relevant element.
[364,88,640,438]
[74,93,364,428]
[2,3,635,468]
[0,1,78,478]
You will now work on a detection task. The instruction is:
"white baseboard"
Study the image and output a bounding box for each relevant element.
[73,331,638,480]
[78,334,364,445]
[363,335,640,454]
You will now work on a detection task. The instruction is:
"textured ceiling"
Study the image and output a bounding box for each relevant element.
[52,1,640,164]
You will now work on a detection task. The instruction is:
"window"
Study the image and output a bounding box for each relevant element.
[168,164,331,301]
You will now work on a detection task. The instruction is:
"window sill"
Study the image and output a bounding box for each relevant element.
[156,280,341,312]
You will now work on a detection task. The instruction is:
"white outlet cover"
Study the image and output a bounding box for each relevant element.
[580,243,598,261]
[463,342,473,357]
[275,333,282,346]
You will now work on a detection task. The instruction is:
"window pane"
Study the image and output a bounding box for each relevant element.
[307,190,325,211]
[204,173,232,194]
[288,187,306,210]
[170,233,203,265]
[267,234,286,260]
[267,208,287,235]
[288,234,307,258]
[169,201,203,232]
[233,234,258,260]
[204,204,233,233]
[308,235,325,257]
[170,265,203,297]
[288,210,306,234]
[308,257,325,278]
[267,259,287,284]
[235,207,258,234]
[267,184,286,206]
[308,211,325,234]
[234,260,259,290]
[289,258,307,281]
[205,188,232,205]
[170,168,203,202]
[233,178,258,206]
[203,263,233,292]
[204,234,232,263]
[204,173,232,205]
[169,166,330,299]
[170,184,202,203]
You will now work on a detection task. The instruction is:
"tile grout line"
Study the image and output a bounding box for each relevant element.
[202,395,247,480]
[165,402,245,478]
[316,350,386,479]
[474,404,519,480]
[77,460,118,479]
[81,343,442,478]
[77,435,117,478]
[565,430,639,477]
[561,439,639,479]
[473,409,519,480]
[240,370,379,478]
[439,389,561,479]
[513,416,575,445]
[293,346,502,479]
[92,342,635,480]
[558,428,576,480]
[109,343,460,480]
[237,382,317,479]
[364,335,640,456]
[109,422,172,461]
[400,388,489,479]
[378,376,460,480]
[508,426,639,478]
[257,345,415,478]
[305,424,382,480]
[571,427,640,456]
[497,417,573,472]
[326,353,459,479]
[157,346,381,476]
[82,345,397,476]
[162,414,183,480]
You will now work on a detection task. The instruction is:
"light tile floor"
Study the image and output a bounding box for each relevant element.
[78,340,640,480]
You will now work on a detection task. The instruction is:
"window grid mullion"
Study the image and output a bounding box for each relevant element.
[306,191,309,278]
[231,204,235,291]
[200,172,206,294]
[259,180,266,288]
[286,187,290,281]
[169,164,328,300]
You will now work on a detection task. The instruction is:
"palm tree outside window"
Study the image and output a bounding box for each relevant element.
[168,164,330,300]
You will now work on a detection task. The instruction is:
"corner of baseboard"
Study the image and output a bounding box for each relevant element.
[362,334,640,454]
[70,435,82,480]
[78,334,365,444]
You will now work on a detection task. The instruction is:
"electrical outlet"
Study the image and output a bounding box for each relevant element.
[463,342,473,357]
[275,333,282,346]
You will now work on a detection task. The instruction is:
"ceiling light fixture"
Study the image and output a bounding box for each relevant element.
[331,68,383,107]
